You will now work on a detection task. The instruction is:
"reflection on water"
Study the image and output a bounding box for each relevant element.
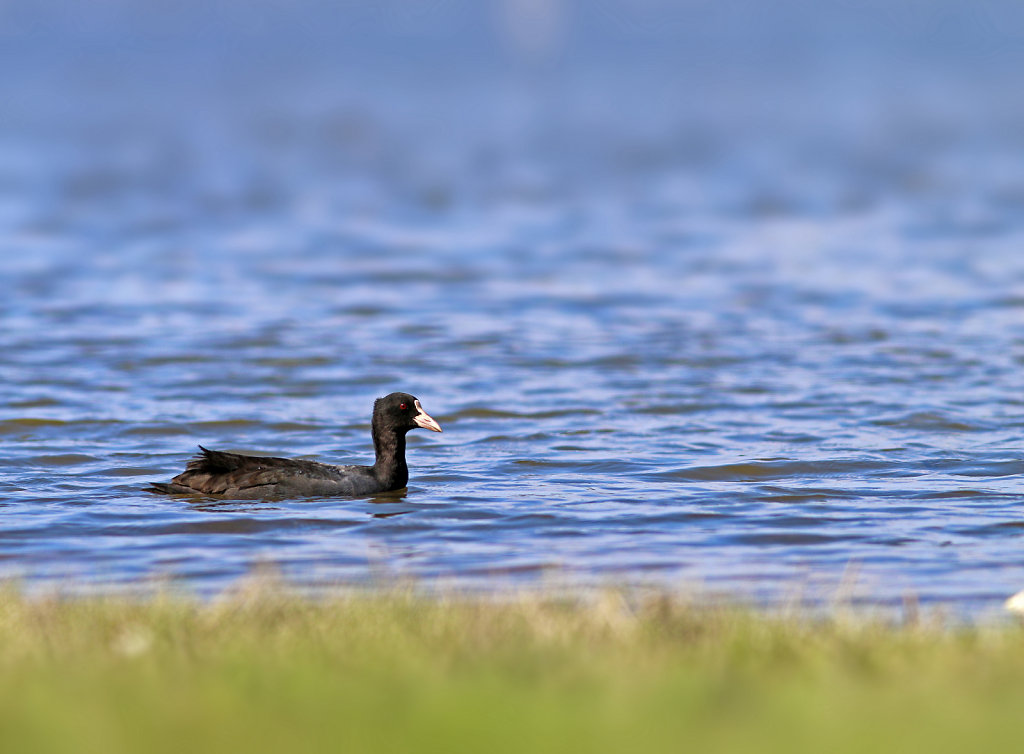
[2,1,1024,610]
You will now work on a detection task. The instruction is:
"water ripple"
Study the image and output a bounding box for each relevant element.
[3,13,1024,612]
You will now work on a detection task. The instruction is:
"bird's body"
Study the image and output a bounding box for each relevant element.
[149,393,442,499]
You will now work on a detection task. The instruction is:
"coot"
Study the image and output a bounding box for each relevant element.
[149,392,442,499]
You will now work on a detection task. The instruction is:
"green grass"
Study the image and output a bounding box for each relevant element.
[0,582,1022,753]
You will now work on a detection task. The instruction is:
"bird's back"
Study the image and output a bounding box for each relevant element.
[150,446,380,498]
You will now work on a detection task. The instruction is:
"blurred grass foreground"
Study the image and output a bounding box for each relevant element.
[1,583,1024,753]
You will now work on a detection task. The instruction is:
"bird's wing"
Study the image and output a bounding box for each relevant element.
[169,446,354,495]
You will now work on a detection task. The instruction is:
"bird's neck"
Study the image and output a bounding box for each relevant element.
[371,420,408,490]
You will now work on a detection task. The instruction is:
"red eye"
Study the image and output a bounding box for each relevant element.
[399,403,407,410]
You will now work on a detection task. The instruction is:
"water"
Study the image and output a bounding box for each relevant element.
[4,0,1024,610]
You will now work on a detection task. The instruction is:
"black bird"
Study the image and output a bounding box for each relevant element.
[149,392,442,499]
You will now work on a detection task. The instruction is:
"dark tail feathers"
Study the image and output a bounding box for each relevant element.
[185,445,244,473]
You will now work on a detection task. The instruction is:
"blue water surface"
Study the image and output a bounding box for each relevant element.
[3,0,1024,610]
